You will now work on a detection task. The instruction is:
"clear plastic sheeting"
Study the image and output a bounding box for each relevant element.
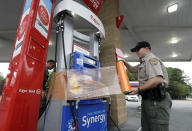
[47,66,122,100]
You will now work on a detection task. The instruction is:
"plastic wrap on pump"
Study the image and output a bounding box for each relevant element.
[47,66,122,101]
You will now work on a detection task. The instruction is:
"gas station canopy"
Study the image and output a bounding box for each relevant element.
[0,0,192,62]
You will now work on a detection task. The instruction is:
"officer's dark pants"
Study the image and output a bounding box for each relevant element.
[141,92,172,131]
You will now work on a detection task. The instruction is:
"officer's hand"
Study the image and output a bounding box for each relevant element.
[129,88,138,95]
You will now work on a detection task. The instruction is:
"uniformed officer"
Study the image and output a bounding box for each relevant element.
[124,41,172,131]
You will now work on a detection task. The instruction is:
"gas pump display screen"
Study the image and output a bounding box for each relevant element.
[84,57,97,66]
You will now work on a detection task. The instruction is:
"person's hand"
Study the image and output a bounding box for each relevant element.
[129,88,138,95]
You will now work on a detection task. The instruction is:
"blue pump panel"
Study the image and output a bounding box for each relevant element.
[70,52,100,69]
[61,100,107,131]
[60,52,107,131]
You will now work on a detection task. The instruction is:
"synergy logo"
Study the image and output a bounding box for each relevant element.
[82,113,106,128]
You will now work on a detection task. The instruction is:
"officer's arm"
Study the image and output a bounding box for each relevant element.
[129,76,163,95]
[123,61,137,73]
[140,76,163,91]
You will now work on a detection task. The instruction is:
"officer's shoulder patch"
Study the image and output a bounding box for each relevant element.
[149,58,158,65]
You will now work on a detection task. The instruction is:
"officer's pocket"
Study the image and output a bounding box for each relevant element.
[149,104,169,125]
[148,106,157,118]
[166,92,172,108]
[157,106,170,122]
[138,64,146,79]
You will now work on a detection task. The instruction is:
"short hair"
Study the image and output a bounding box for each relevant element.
[47,59,55,64]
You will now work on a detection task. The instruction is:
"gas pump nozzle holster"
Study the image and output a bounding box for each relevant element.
[140,83,166,101]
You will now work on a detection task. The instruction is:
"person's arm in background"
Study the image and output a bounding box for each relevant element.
[42,68,49,97]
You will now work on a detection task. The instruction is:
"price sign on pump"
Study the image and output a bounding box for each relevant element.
[35,0,53,38]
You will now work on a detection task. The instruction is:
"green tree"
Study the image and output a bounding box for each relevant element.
[0,75,5,95]
[126,70,137,81]
[126,67,192,99]
[167,67,184,82]
[167,67,191,99]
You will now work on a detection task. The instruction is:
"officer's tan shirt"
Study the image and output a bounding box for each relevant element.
[133,52,168,86]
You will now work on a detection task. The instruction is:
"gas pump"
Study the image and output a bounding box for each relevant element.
[43,0,106,131]
[0,0,107,130]
[0,0,56,131]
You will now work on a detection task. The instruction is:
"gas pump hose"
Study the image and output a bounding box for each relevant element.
[108,97,121,131]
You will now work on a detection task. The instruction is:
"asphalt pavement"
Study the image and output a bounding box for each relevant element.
[109,99,192,131]
[37,99,192,131]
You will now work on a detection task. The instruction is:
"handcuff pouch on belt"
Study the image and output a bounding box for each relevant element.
[140,83,166,101]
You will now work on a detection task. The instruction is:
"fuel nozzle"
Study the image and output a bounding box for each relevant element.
[95,32,101,43]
